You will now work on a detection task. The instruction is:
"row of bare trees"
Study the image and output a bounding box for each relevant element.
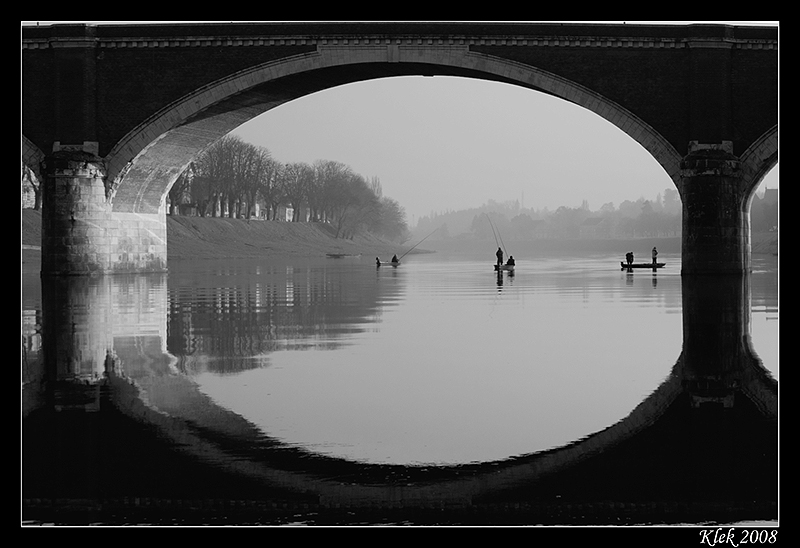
[168,135,409,242]
[21,164,41,210]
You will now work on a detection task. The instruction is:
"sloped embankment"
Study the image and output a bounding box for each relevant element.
[165,215,405,260]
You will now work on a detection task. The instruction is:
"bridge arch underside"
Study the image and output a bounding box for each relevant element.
[39,41,776,276]
[110,51,683,215]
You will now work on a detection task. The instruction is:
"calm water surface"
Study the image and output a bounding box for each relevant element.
[21,249,778,524]
[165,251,778,465]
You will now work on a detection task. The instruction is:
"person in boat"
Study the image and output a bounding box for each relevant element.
[506,256,515,266]
[391,254,399,263]
[625,251,634,265]
[496,247,504,266]
[376,257,381,266]
[651,246,658,264]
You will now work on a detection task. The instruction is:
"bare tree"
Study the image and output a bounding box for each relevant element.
[21,162,42,210]
[369,175,383,198]
[308,159,335,222]
[373,197,409,243]
[316,160,352,225]
[193,135,237,216]
[264,162,285,220]
[232,141,263,219]
[280,162,314,221]
[253,151,280,220]
[168,163,194,215]
[329,172,379,238]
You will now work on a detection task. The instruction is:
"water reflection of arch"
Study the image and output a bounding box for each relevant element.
[97,352,774,509]
[33,271,770,511]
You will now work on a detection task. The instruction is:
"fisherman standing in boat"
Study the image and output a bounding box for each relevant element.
[651,246,658,264]
[626,251,634,265]
[496,247,504,266]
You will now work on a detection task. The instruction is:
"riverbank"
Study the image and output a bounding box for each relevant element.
[20,210,412,262]
[20,209,778,262]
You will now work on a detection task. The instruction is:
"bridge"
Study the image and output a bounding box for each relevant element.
[21,22,778,276]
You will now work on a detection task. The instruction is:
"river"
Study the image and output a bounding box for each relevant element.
[21,250,778,525]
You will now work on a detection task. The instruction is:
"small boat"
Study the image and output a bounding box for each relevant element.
[377,261,400,267]
[494,263,515,272]
[621,262,666,270]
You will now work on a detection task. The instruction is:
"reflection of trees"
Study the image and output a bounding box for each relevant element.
[21,162,42,210]
[166,265,391,375]
[21,308,43,388]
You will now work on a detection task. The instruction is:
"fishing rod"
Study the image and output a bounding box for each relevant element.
[486,213,508,259]
[487,213,500,248]
[398,226,441,260]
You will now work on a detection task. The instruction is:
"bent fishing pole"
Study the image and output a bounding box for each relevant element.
[486,213,508,259]
[398,226,441,261]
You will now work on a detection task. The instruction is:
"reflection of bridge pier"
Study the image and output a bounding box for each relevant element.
[679,273,776,414]
[33,274,172,413]
[681,272,750,407]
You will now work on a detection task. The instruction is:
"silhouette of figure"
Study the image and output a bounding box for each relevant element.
[652,246,658,264]
[391,254,399,263]
[506,256,515,266]
[496,247,504,266]
[626,252,634,265]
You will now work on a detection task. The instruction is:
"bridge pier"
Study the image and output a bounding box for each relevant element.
[679,143,752,275]
[41,151,168,276]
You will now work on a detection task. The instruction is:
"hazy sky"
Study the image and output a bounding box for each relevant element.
[235,74,769,224]
[23,21,779,225]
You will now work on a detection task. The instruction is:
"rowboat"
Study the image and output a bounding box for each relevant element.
[377,261,400,267]
[327,253,361,258]
[494,264,515,272]
[621,262,666,270]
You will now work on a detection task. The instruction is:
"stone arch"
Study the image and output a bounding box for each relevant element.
[106,45,682,214]
[740,125,779,197]
[21,134,45,184]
